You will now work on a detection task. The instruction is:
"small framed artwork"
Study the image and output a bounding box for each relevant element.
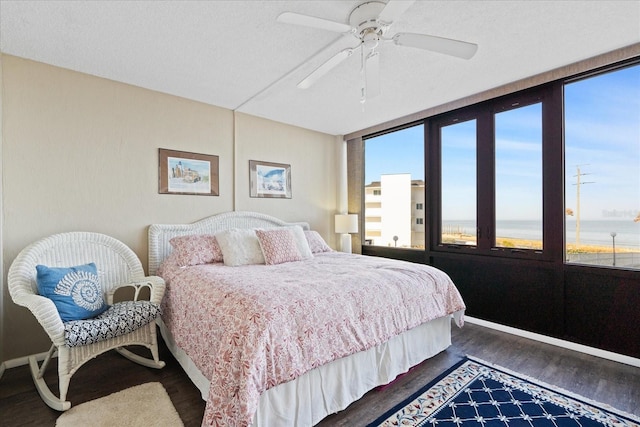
[158,148,219,196]
[249,160,292,199]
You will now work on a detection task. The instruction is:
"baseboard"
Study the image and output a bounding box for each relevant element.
[465,316,640,368]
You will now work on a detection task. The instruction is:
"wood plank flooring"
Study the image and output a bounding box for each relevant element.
[1,322,639,427]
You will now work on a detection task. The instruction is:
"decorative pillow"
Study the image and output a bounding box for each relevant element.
[286,226,314,260]
[304,230,333,253]
[63,300,161,347]
[256,229,304,265]
[169,234,223,266]
[36,263,109,322]
[215,228,265,266]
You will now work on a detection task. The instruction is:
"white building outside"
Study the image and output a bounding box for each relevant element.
[364,174,425,248]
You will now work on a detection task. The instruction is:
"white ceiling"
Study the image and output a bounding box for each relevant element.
[1,1,639,136]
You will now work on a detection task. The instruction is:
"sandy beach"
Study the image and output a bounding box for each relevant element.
[442,233,639,253]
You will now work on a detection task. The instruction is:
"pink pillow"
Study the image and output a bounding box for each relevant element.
[304,230,333,253]
[169,234,223,267]
[255,229,303,265]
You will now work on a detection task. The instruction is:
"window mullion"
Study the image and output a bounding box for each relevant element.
[543,83,563,262]
[476,110,494,252]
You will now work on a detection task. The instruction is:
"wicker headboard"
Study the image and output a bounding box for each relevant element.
[148,211,310,275]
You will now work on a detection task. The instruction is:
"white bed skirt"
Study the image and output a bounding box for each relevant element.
[158,314,455,426]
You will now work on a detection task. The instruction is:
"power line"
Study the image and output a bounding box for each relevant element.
[571,164,595,246]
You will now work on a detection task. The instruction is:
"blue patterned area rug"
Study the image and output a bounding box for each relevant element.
[368,357,640,427]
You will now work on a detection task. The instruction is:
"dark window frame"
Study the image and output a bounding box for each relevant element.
[363,120,426,251]
[362,57,637,270]
[427,84,562,261]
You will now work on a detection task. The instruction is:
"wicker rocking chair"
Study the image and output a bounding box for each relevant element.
[8,232,166,411]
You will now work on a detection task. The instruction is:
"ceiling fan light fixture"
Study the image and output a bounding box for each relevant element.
[362,29,379,50]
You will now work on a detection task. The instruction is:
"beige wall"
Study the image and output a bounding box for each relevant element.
[0,55,339,362]
[233,112,338,237]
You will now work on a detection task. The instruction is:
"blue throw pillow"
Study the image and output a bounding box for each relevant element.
[36,263,109,322]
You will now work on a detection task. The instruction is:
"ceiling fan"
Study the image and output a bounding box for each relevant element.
[277,0,478,102]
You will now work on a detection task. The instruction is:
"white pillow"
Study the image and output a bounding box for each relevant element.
[285,226,313,260]
[304,230,333,253]
[215,229,265,266]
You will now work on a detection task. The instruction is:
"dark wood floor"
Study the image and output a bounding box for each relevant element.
[1,322,639,427]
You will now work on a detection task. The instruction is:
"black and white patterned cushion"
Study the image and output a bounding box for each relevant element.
[63,300,161,347]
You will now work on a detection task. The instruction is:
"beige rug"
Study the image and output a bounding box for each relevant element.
[56,382,184,427]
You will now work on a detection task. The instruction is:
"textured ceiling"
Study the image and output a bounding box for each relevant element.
[1,1,639,136]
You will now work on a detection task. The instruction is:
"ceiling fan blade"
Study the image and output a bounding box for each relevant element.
[364,51,381,99]
[392,32,478,59]
[298,48,354,89]
[378,0,416,24]
[277,12,352,33]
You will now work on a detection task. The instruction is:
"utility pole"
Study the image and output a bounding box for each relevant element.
[573,165,594,246]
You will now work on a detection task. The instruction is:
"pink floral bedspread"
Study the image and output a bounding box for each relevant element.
[160,252,465,427]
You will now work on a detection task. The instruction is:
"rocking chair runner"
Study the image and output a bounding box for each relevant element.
[8,232,166,411]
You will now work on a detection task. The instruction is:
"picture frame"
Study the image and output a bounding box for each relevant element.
[158,148,219,196]
[249,160,292,199]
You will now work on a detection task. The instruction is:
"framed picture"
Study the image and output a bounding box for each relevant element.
[158,148,219,196]
[249,160,292,199]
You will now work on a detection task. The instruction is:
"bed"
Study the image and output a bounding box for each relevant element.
[148,211,465,427]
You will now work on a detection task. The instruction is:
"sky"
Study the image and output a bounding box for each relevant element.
[365,124,424,184]
[365,63,640,221]
[565,64,640,221]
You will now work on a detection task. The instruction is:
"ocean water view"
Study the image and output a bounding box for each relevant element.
[443,219,640,250]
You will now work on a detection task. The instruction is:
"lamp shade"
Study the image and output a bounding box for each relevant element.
[335,214,358,234]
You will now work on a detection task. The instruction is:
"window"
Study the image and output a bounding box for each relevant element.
[432,89,549,258]
[364,124,424,249]
[440,119,477,247]
[564,64,640,269]
[495,103,543,250]
[360,57,637,270]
